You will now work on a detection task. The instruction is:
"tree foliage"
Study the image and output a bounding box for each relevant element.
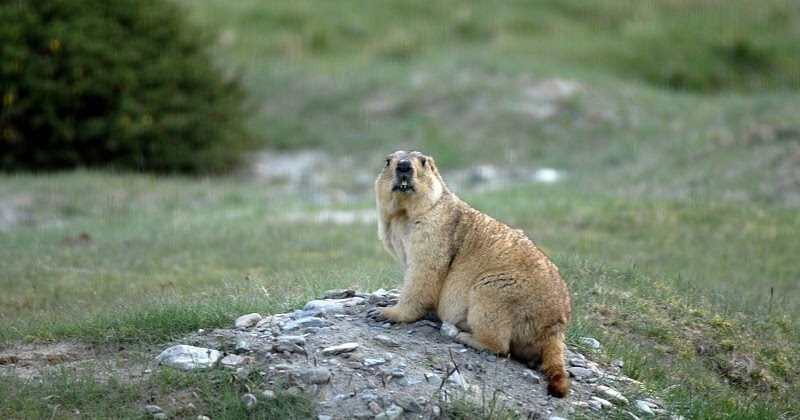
[0,0,255,173]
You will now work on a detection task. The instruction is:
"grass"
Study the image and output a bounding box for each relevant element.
[2,0,800,418]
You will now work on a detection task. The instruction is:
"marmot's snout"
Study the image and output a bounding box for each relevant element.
[396,158,412,174]
[393,158,414,193]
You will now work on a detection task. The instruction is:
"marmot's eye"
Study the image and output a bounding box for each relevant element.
[385,158,391,167]
[419,156,427,166]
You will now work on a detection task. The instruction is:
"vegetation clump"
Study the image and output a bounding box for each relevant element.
[0,0,254,173]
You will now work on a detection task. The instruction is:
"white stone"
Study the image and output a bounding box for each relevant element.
[440,322,459,338]
[256,314,288,330]
[304,297,366,315]
[242,393,257,410]
[363,358,387,367]
[446,370,468,390]
[145,404,162,414]
[235,313,262,328]
[221,354,247,368]
[596,385,630,405]
[155,345,221,370]
[533,168,563,183]
[634,400,656,416]
[580,337,602,350]
[321,342,359,356]
[590,396,614,409]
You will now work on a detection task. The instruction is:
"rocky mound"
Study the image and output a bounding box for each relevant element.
[154,289,680,419]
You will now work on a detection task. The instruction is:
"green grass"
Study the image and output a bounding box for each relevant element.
[0,364,316,419]
[2,0,799,418]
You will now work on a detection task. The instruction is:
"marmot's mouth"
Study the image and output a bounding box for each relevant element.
[392,175,415,193]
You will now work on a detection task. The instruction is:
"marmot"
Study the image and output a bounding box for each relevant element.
[368,150,571,397]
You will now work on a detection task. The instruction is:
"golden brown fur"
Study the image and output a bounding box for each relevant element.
[369,150,572,397]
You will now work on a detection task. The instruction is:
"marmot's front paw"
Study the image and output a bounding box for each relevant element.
[366,307,399,324]
[374,297,397,307]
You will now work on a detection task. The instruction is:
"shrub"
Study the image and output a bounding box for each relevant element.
[0,0,255,173]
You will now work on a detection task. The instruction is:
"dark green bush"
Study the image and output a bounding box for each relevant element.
[0,0,256,173]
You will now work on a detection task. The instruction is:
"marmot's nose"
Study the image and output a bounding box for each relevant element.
[396,159,412,174]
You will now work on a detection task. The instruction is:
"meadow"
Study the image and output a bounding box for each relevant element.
[1,0,798,418]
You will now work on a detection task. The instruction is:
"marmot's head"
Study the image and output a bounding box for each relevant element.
[375,150,448,215]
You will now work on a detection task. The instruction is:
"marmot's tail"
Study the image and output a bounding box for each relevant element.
[540,334,569,398]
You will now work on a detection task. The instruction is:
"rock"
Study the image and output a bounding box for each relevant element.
[256,314,288,330]
[283,316,328,331]
[321,342,359,356]
[469,165,497,185]
[580,337,602,350]
[373,334,400,347]
[235,313,262,328]
[587,399,602,410]
[393,393,424,413]
[393,375,420,387]
[221,354,247,368]
[634,400,656,416]
[568,356,587,367]
[242,393,257,410]
[155,345,221,370]
[363,358,387,367]
[424,373,442,386]
[235,336,253,353]
[151,289,683,420]
[145,404,163,414]
[522,370,542,384]
[447,370,468,390]
[596,385,630,405]
[322,289,356,299]
[367,400,383,414]
[590,396,614,409]
[300,367,331,385]
[375,403,404,420]
[572,401,590,410]
[273,340,305,354]
[533,168,563,184]
[276,335,307,346]
[304,297,366,315]
[568,366,594,380]
[440,322,459,338]
[235,367,250,381]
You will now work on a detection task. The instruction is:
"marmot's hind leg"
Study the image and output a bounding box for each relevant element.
[455,305,513,355]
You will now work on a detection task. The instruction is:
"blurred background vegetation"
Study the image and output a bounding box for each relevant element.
[1,0,798,172]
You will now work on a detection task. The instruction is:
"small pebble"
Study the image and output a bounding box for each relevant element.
[321,342,359,356]
[522,370,542,384]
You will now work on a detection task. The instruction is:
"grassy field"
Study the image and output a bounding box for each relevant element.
[2,0,799,418]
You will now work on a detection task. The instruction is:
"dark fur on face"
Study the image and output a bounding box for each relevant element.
[384,151,428,194]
